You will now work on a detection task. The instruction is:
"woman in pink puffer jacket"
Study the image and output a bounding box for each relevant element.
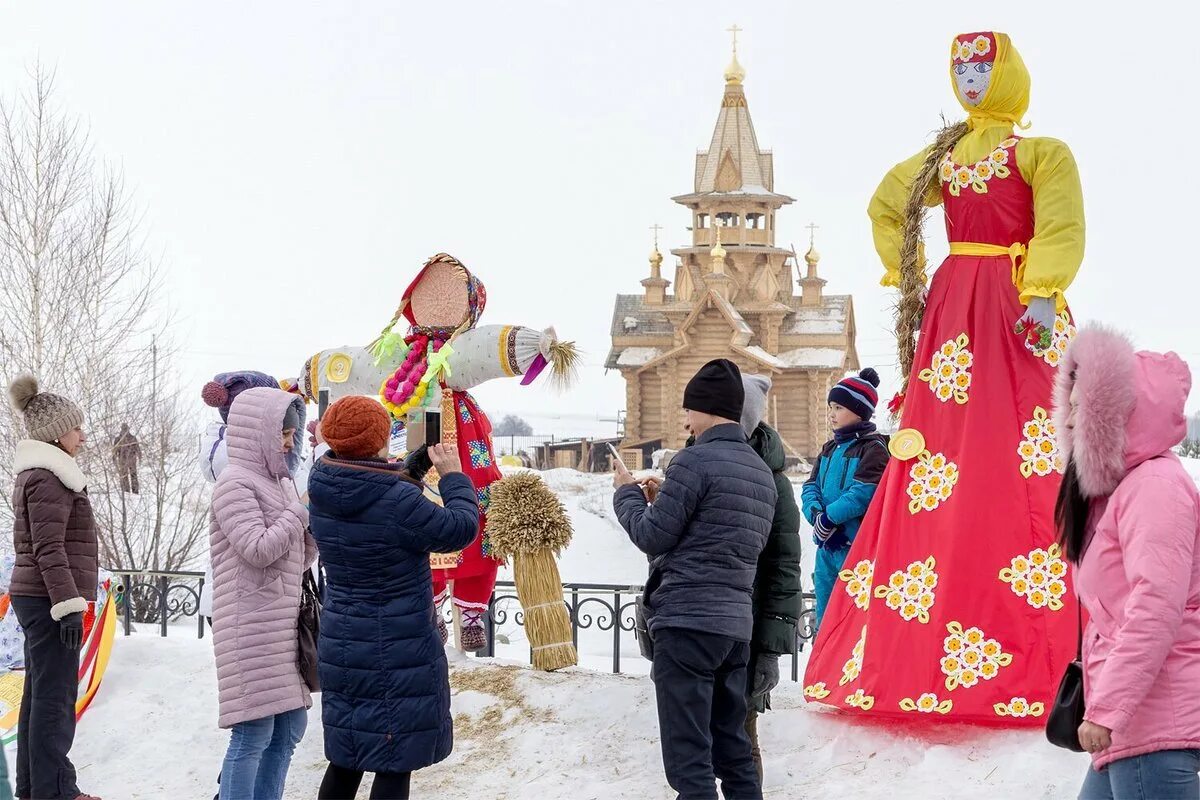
[1053,325,1200,799]
[210,387,316,800]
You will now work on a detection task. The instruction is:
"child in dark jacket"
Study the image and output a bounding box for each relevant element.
[801,369,889,631]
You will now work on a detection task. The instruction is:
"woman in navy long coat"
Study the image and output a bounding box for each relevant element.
[307,397,479,800]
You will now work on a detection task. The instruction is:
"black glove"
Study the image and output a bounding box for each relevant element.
[402,445,434,482]
[818,525,851,552]
[59,611,84,650]
[751,654,780,697]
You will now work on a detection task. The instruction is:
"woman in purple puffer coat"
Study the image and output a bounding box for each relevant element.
[209,387,315,800]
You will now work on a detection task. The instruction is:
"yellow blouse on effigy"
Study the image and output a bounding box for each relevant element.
[869,31,1085,312]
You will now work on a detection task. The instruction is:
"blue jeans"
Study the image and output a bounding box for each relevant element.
[813,547,850,632]
[1079,749,1200,800]
[218,708,308,800]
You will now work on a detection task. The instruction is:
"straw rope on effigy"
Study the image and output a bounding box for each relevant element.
[485,471,577,672]
[893,120,970,412]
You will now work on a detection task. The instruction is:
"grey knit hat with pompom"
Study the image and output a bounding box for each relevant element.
[8,375,85,443]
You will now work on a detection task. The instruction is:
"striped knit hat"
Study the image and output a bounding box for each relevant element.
[828,368,881,421]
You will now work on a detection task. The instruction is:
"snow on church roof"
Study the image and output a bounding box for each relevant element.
[777,348,847,369]
[788,296,849,335]
[616,347,664,367]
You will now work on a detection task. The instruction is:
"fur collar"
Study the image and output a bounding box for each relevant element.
[14,439,88,492]
[1052,325,1137,498]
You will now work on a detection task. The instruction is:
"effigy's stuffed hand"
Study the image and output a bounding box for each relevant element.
[1015,296,1057,350]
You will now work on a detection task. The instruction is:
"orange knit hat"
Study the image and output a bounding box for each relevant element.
[320,396,392,459]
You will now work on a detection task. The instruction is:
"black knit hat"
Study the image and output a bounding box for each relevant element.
[683,359,745,422]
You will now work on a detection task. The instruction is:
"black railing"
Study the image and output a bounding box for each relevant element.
[111,571,817,682]
[116,570,207,638]
[482,580,818,681]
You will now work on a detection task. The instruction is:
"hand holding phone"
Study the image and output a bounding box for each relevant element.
[608,443,637,488]
[607,443,630,473]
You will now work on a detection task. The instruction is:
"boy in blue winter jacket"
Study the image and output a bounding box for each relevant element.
[801,369,889,631]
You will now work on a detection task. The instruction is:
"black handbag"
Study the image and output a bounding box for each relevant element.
[297,568,321,692]
[1046,603,1085,752]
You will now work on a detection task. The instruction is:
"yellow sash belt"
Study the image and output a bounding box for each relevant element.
[948,241,1028,287]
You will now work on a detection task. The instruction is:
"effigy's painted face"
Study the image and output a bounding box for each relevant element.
[954,60,993,106]
[410,261,469,328]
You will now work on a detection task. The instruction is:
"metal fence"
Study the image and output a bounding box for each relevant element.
[111,571,817,682]
[116,570,207,638]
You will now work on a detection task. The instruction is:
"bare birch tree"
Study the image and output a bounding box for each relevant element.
[0,65,206,574]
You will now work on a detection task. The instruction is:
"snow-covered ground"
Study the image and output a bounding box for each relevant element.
[52,633,1092,800]
[13,465,1162,798]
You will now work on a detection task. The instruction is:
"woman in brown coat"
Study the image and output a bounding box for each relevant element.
[8,375,100,800]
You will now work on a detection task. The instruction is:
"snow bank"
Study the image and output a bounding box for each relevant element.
[57,632,1090,799]
[22,469,1099,798]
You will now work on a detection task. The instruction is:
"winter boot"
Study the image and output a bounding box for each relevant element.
[460,609,487,652]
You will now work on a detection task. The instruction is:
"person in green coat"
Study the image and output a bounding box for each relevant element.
[740,375,802,782]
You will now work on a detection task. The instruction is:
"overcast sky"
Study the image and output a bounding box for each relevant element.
[4,1,1196,435]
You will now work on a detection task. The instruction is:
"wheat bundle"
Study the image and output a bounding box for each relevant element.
[487,472,577,671]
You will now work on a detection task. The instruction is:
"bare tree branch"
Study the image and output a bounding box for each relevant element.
[0,65,206,573]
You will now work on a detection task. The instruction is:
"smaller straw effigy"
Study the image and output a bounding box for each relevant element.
[486,472,577,672]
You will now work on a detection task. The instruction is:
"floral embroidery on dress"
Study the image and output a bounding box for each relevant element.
[874,556,938,623]
[994,697,1046,718]
[1026,311,1076,367]
[845,689,876,710]
[839,626,868,686]
[906,451,960,514]
[804,682,832,700]
[940,138,1017,196]
[1018,406,1063,478]
[940,622,1013,691]
[999,544,1069,611]
[838,559,875,611]
[900,693,954,714]
[919,334,973,404]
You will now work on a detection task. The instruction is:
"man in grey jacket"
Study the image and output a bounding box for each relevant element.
[614,359,776,800]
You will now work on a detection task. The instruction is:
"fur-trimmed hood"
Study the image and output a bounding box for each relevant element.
[1054,325,1192,498]
[13,438,88,492]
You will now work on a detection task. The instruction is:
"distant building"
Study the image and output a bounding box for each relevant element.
[606,38,858,464]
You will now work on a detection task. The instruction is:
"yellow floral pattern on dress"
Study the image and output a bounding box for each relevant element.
[906,451,960,514]
[1018,406,1063,478]
[838,559,875,611]
[839,626,867,687]
[804,682,832,700]
[845,689,875,710]
[940,622,1013,691]
[919,334,973,404]
[994,697,1046,718]
[900,693,954,715]
[940,138,1017,196]
[999,544,1069,612]
[1026,312,1076,368]
[874,556,938,623]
